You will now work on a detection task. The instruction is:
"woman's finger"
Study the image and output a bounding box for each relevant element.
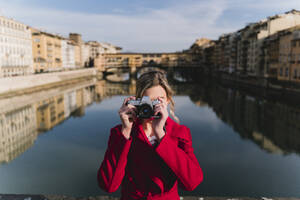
[120,103,135,114]
[155,104,166,111]
[127,113,137,122]
[157,97,166,104]
[125,106,137,113]
[127,104,136,110]
[154,106,162,115]
[123,96,136,106]
[122,97,129,106]
[122,106,137,117]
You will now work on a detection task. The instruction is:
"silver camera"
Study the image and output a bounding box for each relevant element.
[127,96,161,119]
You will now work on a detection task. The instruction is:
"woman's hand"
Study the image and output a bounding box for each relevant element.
[118,96,137,139]
[152,97,169,141]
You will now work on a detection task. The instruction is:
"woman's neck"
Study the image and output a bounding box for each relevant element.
[142,120,154,137]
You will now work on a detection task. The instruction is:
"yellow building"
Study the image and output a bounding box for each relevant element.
[290,30,300,82]
[31,28,62,73]
[94,52,193,71]
[87,41,101,59]
[69,33,83,67]
[76,88,84,108]
[276,26,300,82]
[95,53,142,70]
[278,30,292,81]
[264,33,280,78]
[35,95,65,132]
[73,42,81,67]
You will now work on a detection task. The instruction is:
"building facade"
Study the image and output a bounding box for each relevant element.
[61,39,76,69]
[278,29,293,81]
[87,41,122,59]
[99,42,122,54]
[263,32,280,78]
[290,29,300,82]
[0,16,33,77]
[87,41,101,59]
[243,10,300,77]
[69,33,83,67]
[81,43,90,67]
[95,52,194,71]
[31,28,62,73]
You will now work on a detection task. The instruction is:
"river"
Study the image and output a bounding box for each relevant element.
[0,68,300,198]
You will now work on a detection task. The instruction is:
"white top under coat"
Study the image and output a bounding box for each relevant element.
[147,135,158,145]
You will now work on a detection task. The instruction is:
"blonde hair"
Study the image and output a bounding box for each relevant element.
[136,71,180,124]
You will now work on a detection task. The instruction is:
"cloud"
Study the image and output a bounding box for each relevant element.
[0,0,230,52]
[223,0,300,25]
[1,0,299,52]
[230,0,300,11]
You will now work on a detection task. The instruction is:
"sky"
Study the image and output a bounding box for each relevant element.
[1,0,300,52]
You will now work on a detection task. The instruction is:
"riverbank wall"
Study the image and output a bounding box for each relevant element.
[209,71,300,99]
[0,68,100,97]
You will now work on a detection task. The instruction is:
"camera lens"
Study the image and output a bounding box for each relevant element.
[139,104,153,118]
[143,107,149,113]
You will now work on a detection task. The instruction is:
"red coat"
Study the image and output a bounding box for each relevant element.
[97,116,203,200]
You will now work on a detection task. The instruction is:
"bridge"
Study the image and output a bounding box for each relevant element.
[93,52,200,79]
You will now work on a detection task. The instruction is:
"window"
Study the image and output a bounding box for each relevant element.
[285,67,289,77]
[291,54,295,63]
[294,69,297,79]
[280,68,283,76]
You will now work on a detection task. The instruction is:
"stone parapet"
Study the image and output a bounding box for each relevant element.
[0,68,98,96]
[0,195,299,200]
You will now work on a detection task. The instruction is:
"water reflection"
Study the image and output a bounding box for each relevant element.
[0,104,37,164]
[0,68,300,197]
[184,78,300,156]
[1,69,300,163]
[0,78,96,165]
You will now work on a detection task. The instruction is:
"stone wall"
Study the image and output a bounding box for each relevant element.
[0,68,98,96]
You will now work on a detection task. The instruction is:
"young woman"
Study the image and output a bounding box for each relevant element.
[97,71,203,200]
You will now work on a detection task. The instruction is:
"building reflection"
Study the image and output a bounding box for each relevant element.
[36,95,65,132]
[183,75,300,156]
[0,105,37,164]
[0,78,96,165]
[35,84,95,132]
[1,69,300,164]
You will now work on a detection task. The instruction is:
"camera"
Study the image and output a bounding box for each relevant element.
[127,96,161,119]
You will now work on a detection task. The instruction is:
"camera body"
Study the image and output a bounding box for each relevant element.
[127,96,161,119]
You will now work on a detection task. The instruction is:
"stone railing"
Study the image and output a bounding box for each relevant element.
[0,195,299,200]
[0,68,98,96]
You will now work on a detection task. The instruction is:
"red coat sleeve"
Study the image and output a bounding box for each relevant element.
[155,125,203,191]
[97,124,132,193]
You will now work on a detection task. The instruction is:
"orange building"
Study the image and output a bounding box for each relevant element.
[31,28,63,73]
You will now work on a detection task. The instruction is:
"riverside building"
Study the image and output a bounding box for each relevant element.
[0,16,33,77]
[31,28,63,73]
[61,38,76,69]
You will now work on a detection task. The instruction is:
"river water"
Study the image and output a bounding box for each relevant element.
[0,68,300,198]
